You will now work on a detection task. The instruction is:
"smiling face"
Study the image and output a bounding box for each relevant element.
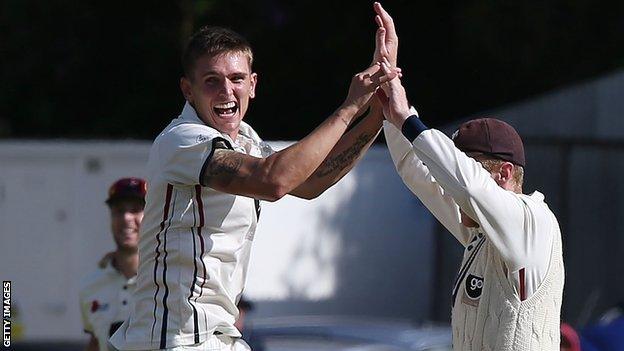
[180,51,257,140]
[110,198,144,252]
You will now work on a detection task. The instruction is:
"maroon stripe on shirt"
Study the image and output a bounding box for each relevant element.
[519,268,526,301]
[150,184,173,341]
[194,185,209,332]
[159,188,177,349]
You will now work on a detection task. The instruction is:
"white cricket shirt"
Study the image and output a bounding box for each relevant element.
[79,260,136,351]
[111,103,272,350]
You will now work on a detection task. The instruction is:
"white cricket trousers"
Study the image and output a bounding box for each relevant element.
[109,334,251,351]
[159,334,250,351]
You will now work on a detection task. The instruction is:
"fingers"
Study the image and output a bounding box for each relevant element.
[369,63,399,87]
[361,62,381,77]
[373,2,398,66]
[377,59,403,97]
[375,14,383,28]
[375,26,389,57]
[379,58,399,80]
[374,2,396,37]
[375,69,397,86]
[354,58,402,97]
[381,57,402,76]
[372,14,389,64]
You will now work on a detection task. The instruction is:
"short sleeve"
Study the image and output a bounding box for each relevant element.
[157,124,233,185]
[259,141,276,158]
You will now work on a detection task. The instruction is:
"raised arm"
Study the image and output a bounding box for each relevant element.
[288,102,384,199]
[201,64,399,202]
[287,6,401,199]
[379,65,540,268]
[384,119,471,245]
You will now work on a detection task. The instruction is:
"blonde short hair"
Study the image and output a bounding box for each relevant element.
[478,158,524,190]
[182,26,254,80]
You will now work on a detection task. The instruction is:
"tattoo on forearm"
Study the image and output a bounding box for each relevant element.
[202,151,244,185]
[316,132,375,177]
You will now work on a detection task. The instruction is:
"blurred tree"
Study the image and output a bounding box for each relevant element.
[1,0,623,140]
[1,1,182,139]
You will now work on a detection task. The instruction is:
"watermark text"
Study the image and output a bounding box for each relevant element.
[3,281,11,348]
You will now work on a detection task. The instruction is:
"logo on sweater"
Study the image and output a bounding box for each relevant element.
[465,274,484,300]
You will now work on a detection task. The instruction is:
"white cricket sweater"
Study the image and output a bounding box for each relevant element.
[384,121,564,350]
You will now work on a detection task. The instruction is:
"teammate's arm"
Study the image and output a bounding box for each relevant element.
[285,4,400,198]
[201,64,399,201]
[380,69,531,266]
[384,120,471,245]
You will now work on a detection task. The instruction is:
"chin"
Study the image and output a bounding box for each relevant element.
[119,244,139,252]
[117,239,138,249]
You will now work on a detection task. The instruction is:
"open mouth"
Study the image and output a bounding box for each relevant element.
[213,101,238,117]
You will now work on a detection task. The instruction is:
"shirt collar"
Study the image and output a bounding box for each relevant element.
[528,191,545,202]
[180,101,205,125]
[100,255,137,282]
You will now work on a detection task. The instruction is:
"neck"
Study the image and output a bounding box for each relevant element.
[227,129,239,141]
[500,180,522,194]
[114,250,138,279]
[510,184,523,194]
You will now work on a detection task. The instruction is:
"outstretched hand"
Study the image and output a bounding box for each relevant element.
[372,2,398,66]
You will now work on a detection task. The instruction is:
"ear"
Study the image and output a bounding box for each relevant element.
[499,162,514,184]
[249,73,258,99]
[180,77,193,103]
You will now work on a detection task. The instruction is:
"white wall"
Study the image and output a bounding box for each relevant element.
[0,141,435,341]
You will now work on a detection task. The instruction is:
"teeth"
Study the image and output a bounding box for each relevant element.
[214,102,236,109]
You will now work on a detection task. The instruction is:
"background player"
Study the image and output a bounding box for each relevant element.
[79,177,147,350]
[111,18,400,351]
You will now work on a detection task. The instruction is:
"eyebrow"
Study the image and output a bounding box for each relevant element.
[200,70,249,78]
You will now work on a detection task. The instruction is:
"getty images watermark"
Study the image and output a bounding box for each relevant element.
[3,281,10,348]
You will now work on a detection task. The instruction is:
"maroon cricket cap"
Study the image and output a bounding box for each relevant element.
[452,118,525,167]
[105,177,147,205]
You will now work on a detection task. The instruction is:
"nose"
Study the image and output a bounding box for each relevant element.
[123,211,135,223]
[218,79,234,97]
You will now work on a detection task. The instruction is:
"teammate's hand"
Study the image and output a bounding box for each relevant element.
[377,59,411,129]
[372,2,398,67]
[343,62,401,114]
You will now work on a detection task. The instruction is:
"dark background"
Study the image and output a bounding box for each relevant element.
[2,0,624,140]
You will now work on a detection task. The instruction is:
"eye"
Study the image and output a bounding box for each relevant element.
[205,76,219,84]
[231,75,245,83]
[129,205,144,214]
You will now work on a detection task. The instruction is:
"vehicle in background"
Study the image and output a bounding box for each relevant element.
[245,316,452,351]
[11,316,452,351]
